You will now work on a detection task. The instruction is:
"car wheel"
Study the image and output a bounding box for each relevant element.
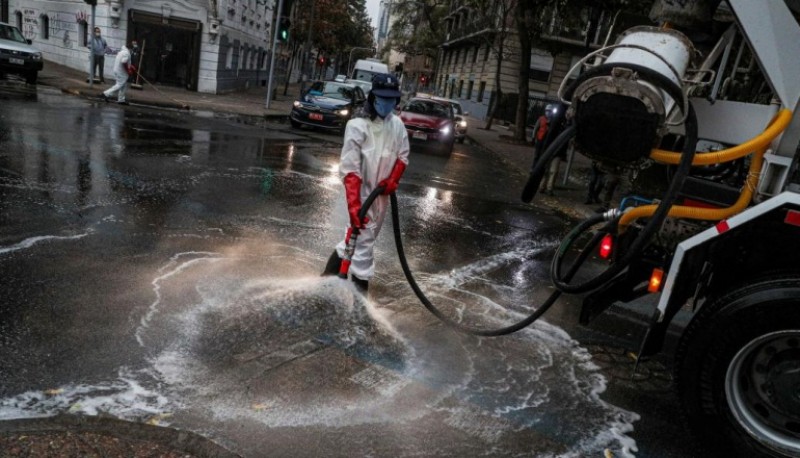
[457,136,465,144]
[675,276,800,457]
[25,71,38,85]
[289,118,300,129]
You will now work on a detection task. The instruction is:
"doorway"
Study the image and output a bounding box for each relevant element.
[128,10,201,91]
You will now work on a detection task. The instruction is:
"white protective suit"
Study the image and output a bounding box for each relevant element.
[103,45,131,102]
[335,112,410,280]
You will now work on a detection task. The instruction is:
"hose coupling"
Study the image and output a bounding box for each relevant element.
[603,208,623,221]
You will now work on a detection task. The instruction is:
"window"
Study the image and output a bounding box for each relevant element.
[529,50,554,83]
[466,80,473,100]
[15,10,22,29]
[477,82,486,102]
[457,79,463,98]
[79,21,88,47]
[39,15,49,39]
[463,47,469,64]
[226,45,233,69]
[472,46,478,63]
[484,45,490,61]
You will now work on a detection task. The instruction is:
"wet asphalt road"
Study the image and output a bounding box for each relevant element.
[0,81,706,457]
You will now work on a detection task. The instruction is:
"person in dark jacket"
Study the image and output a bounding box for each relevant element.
[87,27,107,83]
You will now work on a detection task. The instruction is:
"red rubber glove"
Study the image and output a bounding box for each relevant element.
[378,160,407,195]
[344,172,368,228]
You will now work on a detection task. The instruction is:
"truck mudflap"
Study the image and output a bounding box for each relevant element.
[635,192,800,360]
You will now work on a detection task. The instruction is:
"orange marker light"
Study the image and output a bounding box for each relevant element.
[648,268,664,293]
[599,234,614,259]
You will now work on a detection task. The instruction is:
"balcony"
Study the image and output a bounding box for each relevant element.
[443,20,495,46]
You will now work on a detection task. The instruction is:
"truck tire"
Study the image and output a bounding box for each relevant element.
[675,276,800,457]
[26,71,38,85]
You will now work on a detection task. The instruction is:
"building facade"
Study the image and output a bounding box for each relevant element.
[3,0,280,93]
[437,1,625,122]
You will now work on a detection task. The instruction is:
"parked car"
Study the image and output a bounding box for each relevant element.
[399,97,456,155]
[0,22,43,84]
[413,93,469,143]
[290,80,366,134]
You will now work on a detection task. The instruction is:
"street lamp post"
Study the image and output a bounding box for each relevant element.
[265,0,285,109]
[347,46,376,78]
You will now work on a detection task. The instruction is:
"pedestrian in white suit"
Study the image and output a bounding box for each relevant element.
[102,44,132,105]
[321,73,410,293]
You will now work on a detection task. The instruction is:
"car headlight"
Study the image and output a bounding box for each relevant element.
[440,125,451,136]
[458,120,467,128]
[293,101,302,108]
[336,109,349,117]
[32,53,42,61]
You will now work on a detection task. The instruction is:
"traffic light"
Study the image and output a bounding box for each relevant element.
[277,17,290,42]
[419,75,427,85]
[317,56,326,66]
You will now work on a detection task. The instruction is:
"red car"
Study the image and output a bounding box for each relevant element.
[399,98,457,155]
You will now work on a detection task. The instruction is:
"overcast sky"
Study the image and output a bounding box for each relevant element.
[366,0,381,36]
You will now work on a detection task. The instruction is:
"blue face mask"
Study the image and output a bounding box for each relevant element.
[374,96,396,118]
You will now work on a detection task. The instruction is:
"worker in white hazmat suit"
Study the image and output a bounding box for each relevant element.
[321,73,410,293]
[102,42,133,105]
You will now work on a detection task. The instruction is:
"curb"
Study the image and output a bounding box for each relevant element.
[56,84,291,126]
[0,415,240,458]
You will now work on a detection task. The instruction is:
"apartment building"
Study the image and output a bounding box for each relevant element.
[2,0,280,93]
[438,1,632,122]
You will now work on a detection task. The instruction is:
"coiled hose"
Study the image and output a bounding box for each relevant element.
[387,192,602,336]
[551,104,699,294]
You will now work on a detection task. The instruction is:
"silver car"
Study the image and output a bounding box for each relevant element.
[0,22,43,84]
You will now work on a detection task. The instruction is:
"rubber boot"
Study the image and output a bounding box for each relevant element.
[321,250,342,276]
[351,275,369,293]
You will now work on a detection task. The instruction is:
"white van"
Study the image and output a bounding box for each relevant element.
[351,58,389,84]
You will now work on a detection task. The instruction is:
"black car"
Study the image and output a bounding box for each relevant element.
[290,81,366,133]
[0,22,44,84]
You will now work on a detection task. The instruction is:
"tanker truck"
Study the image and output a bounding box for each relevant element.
[525,1,800,456]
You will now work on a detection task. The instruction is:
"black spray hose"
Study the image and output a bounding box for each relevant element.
[388,192,601,336]
[551,103,698,294]
[521,125,577,203]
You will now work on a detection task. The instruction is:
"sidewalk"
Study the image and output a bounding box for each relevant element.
[37,59,298,120]
[465,117,600,220]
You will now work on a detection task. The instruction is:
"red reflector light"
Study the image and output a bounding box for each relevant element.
[648,268,664,293]
[785,210,800,227]
[599,234,614,259]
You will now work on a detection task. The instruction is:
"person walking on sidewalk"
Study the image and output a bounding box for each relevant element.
[539,103,568,196]
[102,42,133,105]
[321,73,410,293]
[87,27,107,83]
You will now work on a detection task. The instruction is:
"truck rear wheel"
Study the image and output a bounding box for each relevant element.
[675,277,800,457]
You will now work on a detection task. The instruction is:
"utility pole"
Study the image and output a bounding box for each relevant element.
[265,0,285,109]
[84,0,96,88]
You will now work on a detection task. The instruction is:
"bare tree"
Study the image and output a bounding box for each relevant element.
[463,0,518,130]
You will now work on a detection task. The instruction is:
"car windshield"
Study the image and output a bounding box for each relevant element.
[0,24,27,44]
[403,100,451,119]
[307,82,356,101]
[346,79,372,93]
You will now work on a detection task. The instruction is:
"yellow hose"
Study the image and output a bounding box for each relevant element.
[617,109,793,231]
[619,144,767,230]
[649,109,792,166]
